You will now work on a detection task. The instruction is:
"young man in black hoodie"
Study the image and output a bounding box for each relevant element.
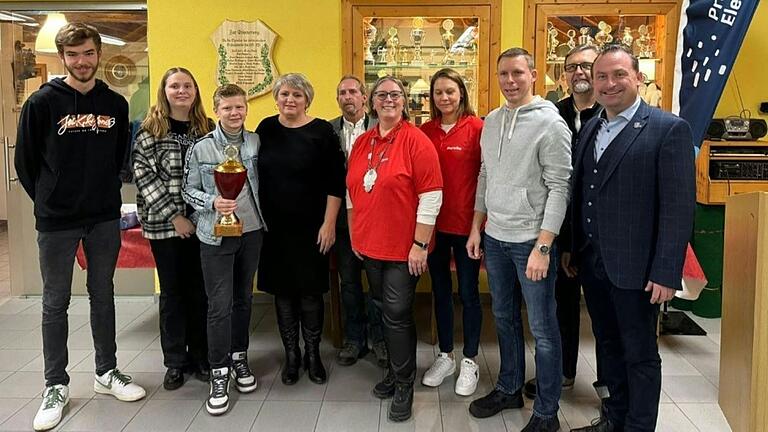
[14,23,146,432]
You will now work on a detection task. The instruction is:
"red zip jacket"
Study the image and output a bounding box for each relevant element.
[420,115,483,236]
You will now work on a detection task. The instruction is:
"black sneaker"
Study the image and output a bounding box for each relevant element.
[468,389,524,418]
[388,383,414,422]
[372,371,396,399]
[371,341,389,368]
[206,367,230,416]
[522,414,560,432]
[230,352,257,393]
[163,367,184,391]
[336,343,368,366]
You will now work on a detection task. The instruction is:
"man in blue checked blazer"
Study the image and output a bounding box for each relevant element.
[568,44,695,432]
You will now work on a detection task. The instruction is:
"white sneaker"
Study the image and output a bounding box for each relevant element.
[422,352,456,387]
[94,369,146,402]
[455,358,480,396]
[230,351,257,393]
[207,367,230,416]
[33,385,69,431]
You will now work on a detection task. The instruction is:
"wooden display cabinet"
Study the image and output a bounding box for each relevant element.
[524,0,682,111]
[342,0,501,124]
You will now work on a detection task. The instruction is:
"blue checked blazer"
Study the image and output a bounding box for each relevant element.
[570,101,695,290]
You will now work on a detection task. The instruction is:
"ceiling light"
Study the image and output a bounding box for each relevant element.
[35,13,68,53]
[101,34,126,46]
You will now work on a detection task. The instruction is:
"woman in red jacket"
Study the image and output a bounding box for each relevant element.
[347,76,443,422]
[419,68,484,396]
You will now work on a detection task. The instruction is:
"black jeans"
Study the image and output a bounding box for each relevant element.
[363,257,418,385]
[335,213,383,348]
[150,236,208,369]
[581,247,661,432]
[427,232,482,358]
[38,219,120,386]
[200,230,263,369]
[555,262,581,379]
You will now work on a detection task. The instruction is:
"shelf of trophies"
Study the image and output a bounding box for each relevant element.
[524,0,681,111]
[360,16,481,124]
[540,15,664,106]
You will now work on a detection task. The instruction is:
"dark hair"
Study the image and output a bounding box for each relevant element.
[337,75,367,96]
[595,43,639,72]
[428,68,475,120]
[564,44,599,65]
[213,84,247,109]
[141,67,212,139]
[497,47,534,69]
[55,22,102,53]
[368,76,410,121]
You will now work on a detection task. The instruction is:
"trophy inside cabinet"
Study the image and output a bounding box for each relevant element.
[525,0,680,111]
[543,15,663,107]
[344,1,500,124]
[363,16,480,125]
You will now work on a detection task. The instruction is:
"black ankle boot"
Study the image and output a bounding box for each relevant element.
[282,348,301,385]
[303,348,327,384]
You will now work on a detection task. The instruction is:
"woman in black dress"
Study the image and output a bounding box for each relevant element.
[256,73,346,385]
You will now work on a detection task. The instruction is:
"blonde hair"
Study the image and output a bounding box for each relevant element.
[141,67,212,139]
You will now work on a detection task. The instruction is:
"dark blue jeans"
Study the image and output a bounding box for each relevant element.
[427,231,482,358]
[580,246,661,432]
[38,219,121,387]
[483,234,562,419]
[335,213,383,348]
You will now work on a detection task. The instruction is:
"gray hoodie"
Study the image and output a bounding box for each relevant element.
[475,96,572,243]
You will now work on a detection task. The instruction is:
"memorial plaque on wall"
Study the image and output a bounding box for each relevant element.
[211,20,279,99]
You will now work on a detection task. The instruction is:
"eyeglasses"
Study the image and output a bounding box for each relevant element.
[564,62,593,73]
[373,91,404,101]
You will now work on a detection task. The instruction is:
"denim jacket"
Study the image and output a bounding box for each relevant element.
[182,123,266,246]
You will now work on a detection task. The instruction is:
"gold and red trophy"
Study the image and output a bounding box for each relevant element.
[213,145,247,237]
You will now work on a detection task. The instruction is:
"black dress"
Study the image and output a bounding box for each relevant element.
[256,115,346,297]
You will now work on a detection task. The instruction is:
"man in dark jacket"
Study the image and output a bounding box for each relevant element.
[569,44,695,432]
[15,23,145,432]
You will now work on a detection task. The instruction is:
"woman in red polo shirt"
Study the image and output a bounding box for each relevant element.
[419,69,484,397]
[347,76,443,423]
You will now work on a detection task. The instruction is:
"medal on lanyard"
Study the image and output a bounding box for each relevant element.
[363,134,393,193]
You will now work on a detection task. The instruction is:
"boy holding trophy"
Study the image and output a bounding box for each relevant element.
[182,84,266,415]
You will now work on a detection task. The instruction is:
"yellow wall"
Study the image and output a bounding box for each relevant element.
[148,0,342,129]
[147,0,529,128]
[714,4,768,124]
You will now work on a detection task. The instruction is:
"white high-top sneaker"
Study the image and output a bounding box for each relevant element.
[455,358,480,396]
[33,384,69,431]
[94,369,146,401]
[422,352,456,387]
[207,367,231,416]
[230,351,258,393]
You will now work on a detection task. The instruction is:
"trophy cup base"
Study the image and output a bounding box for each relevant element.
[214,222,243,237]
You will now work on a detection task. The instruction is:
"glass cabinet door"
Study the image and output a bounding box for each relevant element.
[527,1,680,111]
[345,3,500,123]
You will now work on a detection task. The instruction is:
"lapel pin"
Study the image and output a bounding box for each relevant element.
[634,121,643,129]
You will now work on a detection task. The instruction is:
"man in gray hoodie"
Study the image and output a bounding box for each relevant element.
[466,47,572,432]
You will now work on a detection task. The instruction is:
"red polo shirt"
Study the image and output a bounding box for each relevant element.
[347,120,443,261]
[420,115,483,236]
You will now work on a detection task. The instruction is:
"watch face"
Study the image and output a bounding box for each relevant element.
[538,244,550,254]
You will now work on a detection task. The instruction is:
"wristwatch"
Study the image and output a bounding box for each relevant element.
[413,239,429,250]
[537,243,551,255]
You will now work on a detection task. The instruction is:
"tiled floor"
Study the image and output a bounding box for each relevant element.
[0,295,731,432]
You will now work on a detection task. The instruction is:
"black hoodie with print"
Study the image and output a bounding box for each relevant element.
[14,78,129,232]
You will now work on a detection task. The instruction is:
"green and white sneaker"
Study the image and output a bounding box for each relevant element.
[94,368,146,401]
[33,384,69,431]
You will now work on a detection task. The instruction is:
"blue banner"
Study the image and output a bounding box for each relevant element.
[672,0,760,146]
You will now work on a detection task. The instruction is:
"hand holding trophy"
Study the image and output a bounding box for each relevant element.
[214,145,247,237]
